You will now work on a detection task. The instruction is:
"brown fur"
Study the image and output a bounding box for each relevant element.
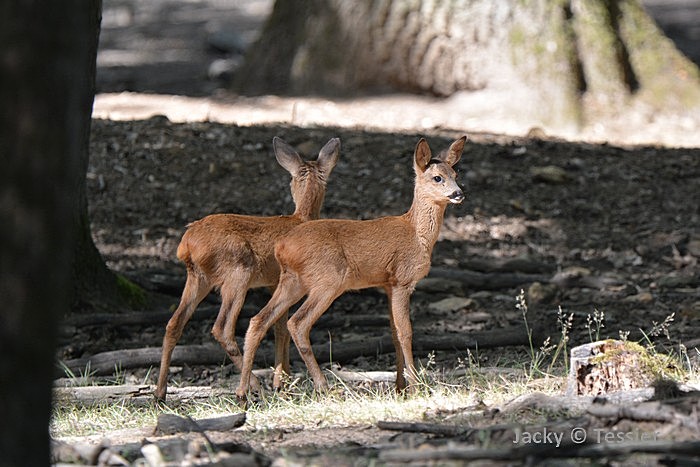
[154,137,340,401]
[236,136,466,398]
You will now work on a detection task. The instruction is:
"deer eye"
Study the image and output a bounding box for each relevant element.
[433,176,443,183]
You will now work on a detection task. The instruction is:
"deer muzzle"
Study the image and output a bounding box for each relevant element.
[448,189,465,204]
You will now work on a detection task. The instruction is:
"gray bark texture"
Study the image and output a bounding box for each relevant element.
[0,1,101,465]
[236,0,700,131]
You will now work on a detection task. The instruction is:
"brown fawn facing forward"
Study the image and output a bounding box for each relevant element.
[235,136,465,398]
[154,137,340,401]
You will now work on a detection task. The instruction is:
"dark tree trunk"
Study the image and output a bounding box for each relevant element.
[235,0,700,133]
[66,7,128,313]
[0,1,102,465]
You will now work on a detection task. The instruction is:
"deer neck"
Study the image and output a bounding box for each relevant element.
[405,189,447,252]
[292,185,325,221]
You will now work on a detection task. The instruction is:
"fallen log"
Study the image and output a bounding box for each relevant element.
[62,304,224,328]
[459,257,556,275]
[58,324,543,377]
[378,440,700,463]
[62,306,387,335]
[53,371,399,404]
[377,420,465,437]
[155,413,246,435]
[330,370,396,383]
[58,345,229,377]
[428,266,549,290]
[499,390,656,416]
[587,398,700,428]
[53,384,233,405]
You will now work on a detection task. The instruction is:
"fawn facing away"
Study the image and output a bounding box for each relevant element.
[235,136,466,398]
[154,137,340,401]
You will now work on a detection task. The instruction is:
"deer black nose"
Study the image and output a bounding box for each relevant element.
[449,190,464,204]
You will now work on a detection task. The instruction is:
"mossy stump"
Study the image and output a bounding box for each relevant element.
[567,340,678,397]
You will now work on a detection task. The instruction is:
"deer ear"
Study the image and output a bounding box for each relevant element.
[414,138,432,173]
[317,137,340,175]
[273,136,305,176]
[438,136,466,167]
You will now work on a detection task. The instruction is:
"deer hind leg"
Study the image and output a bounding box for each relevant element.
[265,284,291,389]
[272,309,291,389]
[387,285,418,392]
[287,287,341,391]
[155,270,212,401]
[236,272,305,398]
[211,269,261,390]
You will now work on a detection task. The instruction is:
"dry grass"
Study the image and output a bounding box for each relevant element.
[51,297,699,440]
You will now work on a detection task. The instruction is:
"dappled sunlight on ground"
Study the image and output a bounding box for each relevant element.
[94,91,700,148]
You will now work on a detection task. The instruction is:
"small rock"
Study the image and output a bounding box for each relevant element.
[464,311,491,323]
[428,296,474,313]
[550,266,592,288]
[512,146,527,156]
[416,277,462,294]
[502,256,556,274]
[242,142,263,151]
[656,274,698,289]
[622,292,654,304]
[207,30,247,54]
[679,301,700,321]
[687,237,700,257]
[527,281,557,304]
[469,291,492,300]
[141,444,165,466]
[530,165,572,184]
[208,57,242,81]
[526,127,547,139]
[147,114,170,124]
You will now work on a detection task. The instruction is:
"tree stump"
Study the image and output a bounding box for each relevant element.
[567,340,675,397]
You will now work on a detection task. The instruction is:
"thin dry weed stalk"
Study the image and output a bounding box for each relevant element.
[586,308,605,342]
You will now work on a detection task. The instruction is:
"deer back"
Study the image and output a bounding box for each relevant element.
[275,136,466,292]
[177,137,340,288]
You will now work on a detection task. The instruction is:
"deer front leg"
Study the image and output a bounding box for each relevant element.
[155,272,211,401]
[287,289,339,391]
[384,286,406,391]
[388,285,418,391]
[236,273,304,398]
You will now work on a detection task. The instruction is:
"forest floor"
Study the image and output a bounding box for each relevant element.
[52,1,700,465]
[54,119,700,465]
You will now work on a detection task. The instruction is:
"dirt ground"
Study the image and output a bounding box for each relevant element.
[83,118,700,348]
[55,1,700,464]
[59,117,700,464]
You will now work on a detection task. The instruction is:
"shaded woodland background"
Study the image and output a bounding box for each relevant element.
[94,0,700,147]
[83,0,700,409]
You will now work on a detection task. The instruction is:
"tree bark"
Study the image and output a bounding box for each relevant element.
[0,1,102,464]
[67,4,130,314]
[236,0,700,133]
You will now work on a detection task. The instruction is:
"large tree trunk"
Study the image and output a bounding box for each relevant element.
[235,0,700,133]
[67,6,131,314]
[0,1,104,464]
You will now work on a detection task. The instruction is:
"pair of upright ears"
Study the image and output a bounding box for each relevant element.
[415,136,466,171]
